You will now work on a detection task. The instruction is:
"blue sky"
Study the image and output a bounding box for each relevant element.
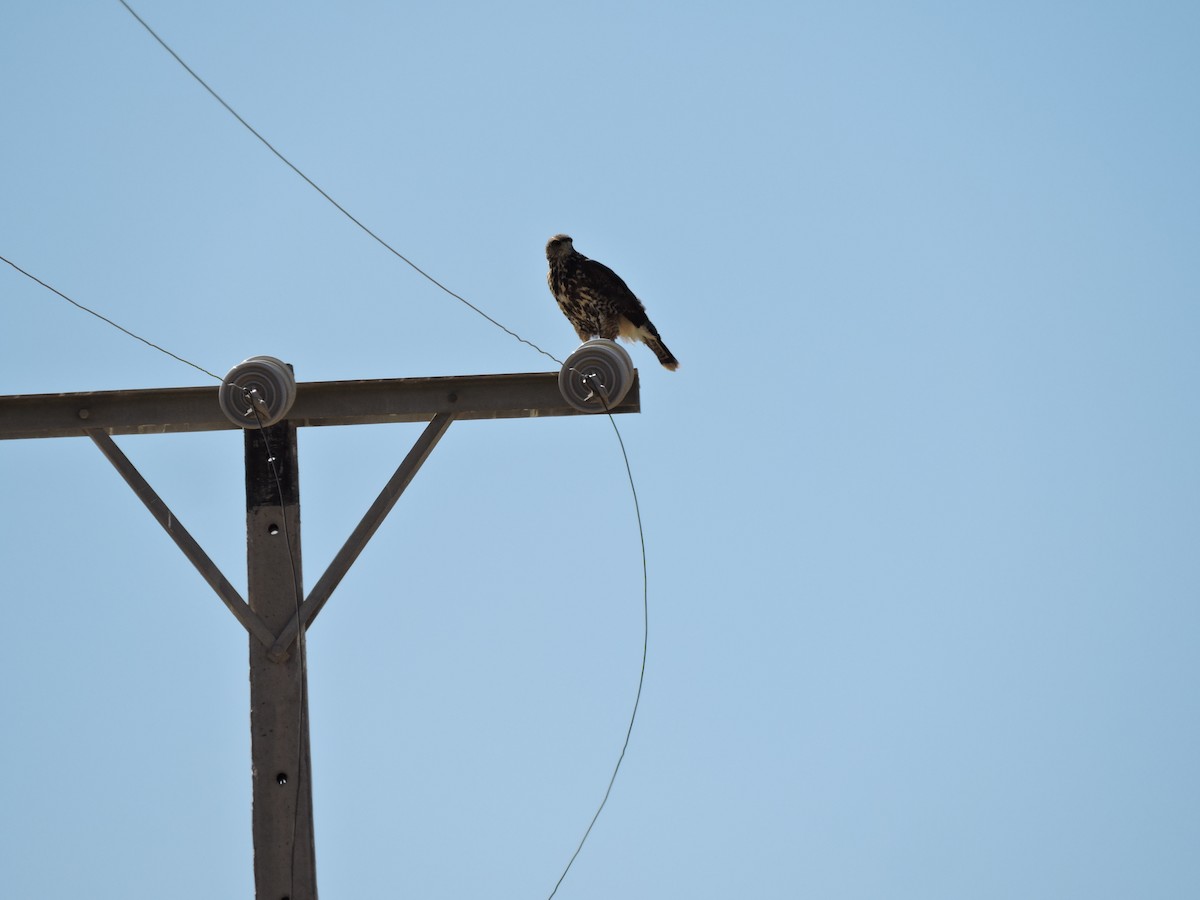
[2,2,1198,898]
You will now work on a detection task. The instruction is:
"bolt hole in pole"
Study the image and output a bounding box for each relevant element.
[268,523,280,535]
[276,772,288,785]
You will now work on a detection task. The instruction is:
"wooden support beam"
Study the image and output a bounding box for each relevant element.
[0,371,639,440]
[245,421,317,899]
[87,429,275,647]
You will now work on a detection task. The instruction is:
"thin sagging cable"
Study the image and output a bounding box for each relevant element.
[115,0,564,369]
[109,5,651,891]
[0,252,224,383]
[545,382,649,900]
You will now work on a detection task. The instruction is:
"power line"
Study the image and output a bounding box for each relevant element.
[5,242,651,897]
[105,12,654,888]
[0,253,224,382]
[115,0,564,368]
[546,388,649,900]
[5,8,654,894]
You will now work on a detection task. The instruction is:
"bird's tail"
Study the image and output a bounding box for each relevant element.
[644,335,679,371]
[621,317,679,371]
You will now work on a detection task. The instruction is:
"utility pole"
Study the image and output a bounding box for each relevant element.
[0,346,639,898]
[245,420,317,898]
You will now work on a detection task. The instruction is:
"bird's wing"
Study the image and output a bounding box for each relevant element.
[580,257,650,326]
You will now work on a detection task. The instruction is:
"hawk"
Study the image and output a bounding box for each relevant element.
[546,234,679,371]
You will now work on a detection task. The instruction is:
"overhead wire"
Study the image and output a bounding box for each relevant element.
[4,244,651,898]
[0,252,224,382]
[545,381,649,900]
[3,5,656,896]
[114,0,564,369]
[1,244,649,896]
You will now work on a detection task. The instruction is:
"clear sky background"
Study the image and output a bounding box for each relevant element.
[2,2,1198,898]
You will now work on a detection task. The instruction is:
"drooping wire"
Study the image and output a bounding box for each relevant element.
[0,252,224,382]
[4,6,656,893]
[115,0,563,368]
[545,379,649,900]
[5,243,652,896]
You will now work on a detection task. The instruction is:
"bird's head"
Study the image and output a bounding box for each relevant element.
[546,234,575,260]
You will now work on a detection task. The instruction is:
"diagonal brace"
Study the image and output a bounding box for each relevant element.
[87,429,276,647]
[267,412,454,661]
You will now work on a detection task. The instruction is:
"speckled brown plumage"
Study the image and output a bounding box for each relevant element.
[546,234,679,371]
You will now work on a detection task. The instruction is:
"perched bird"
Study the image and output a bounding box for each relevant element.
[546,234,679,371]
